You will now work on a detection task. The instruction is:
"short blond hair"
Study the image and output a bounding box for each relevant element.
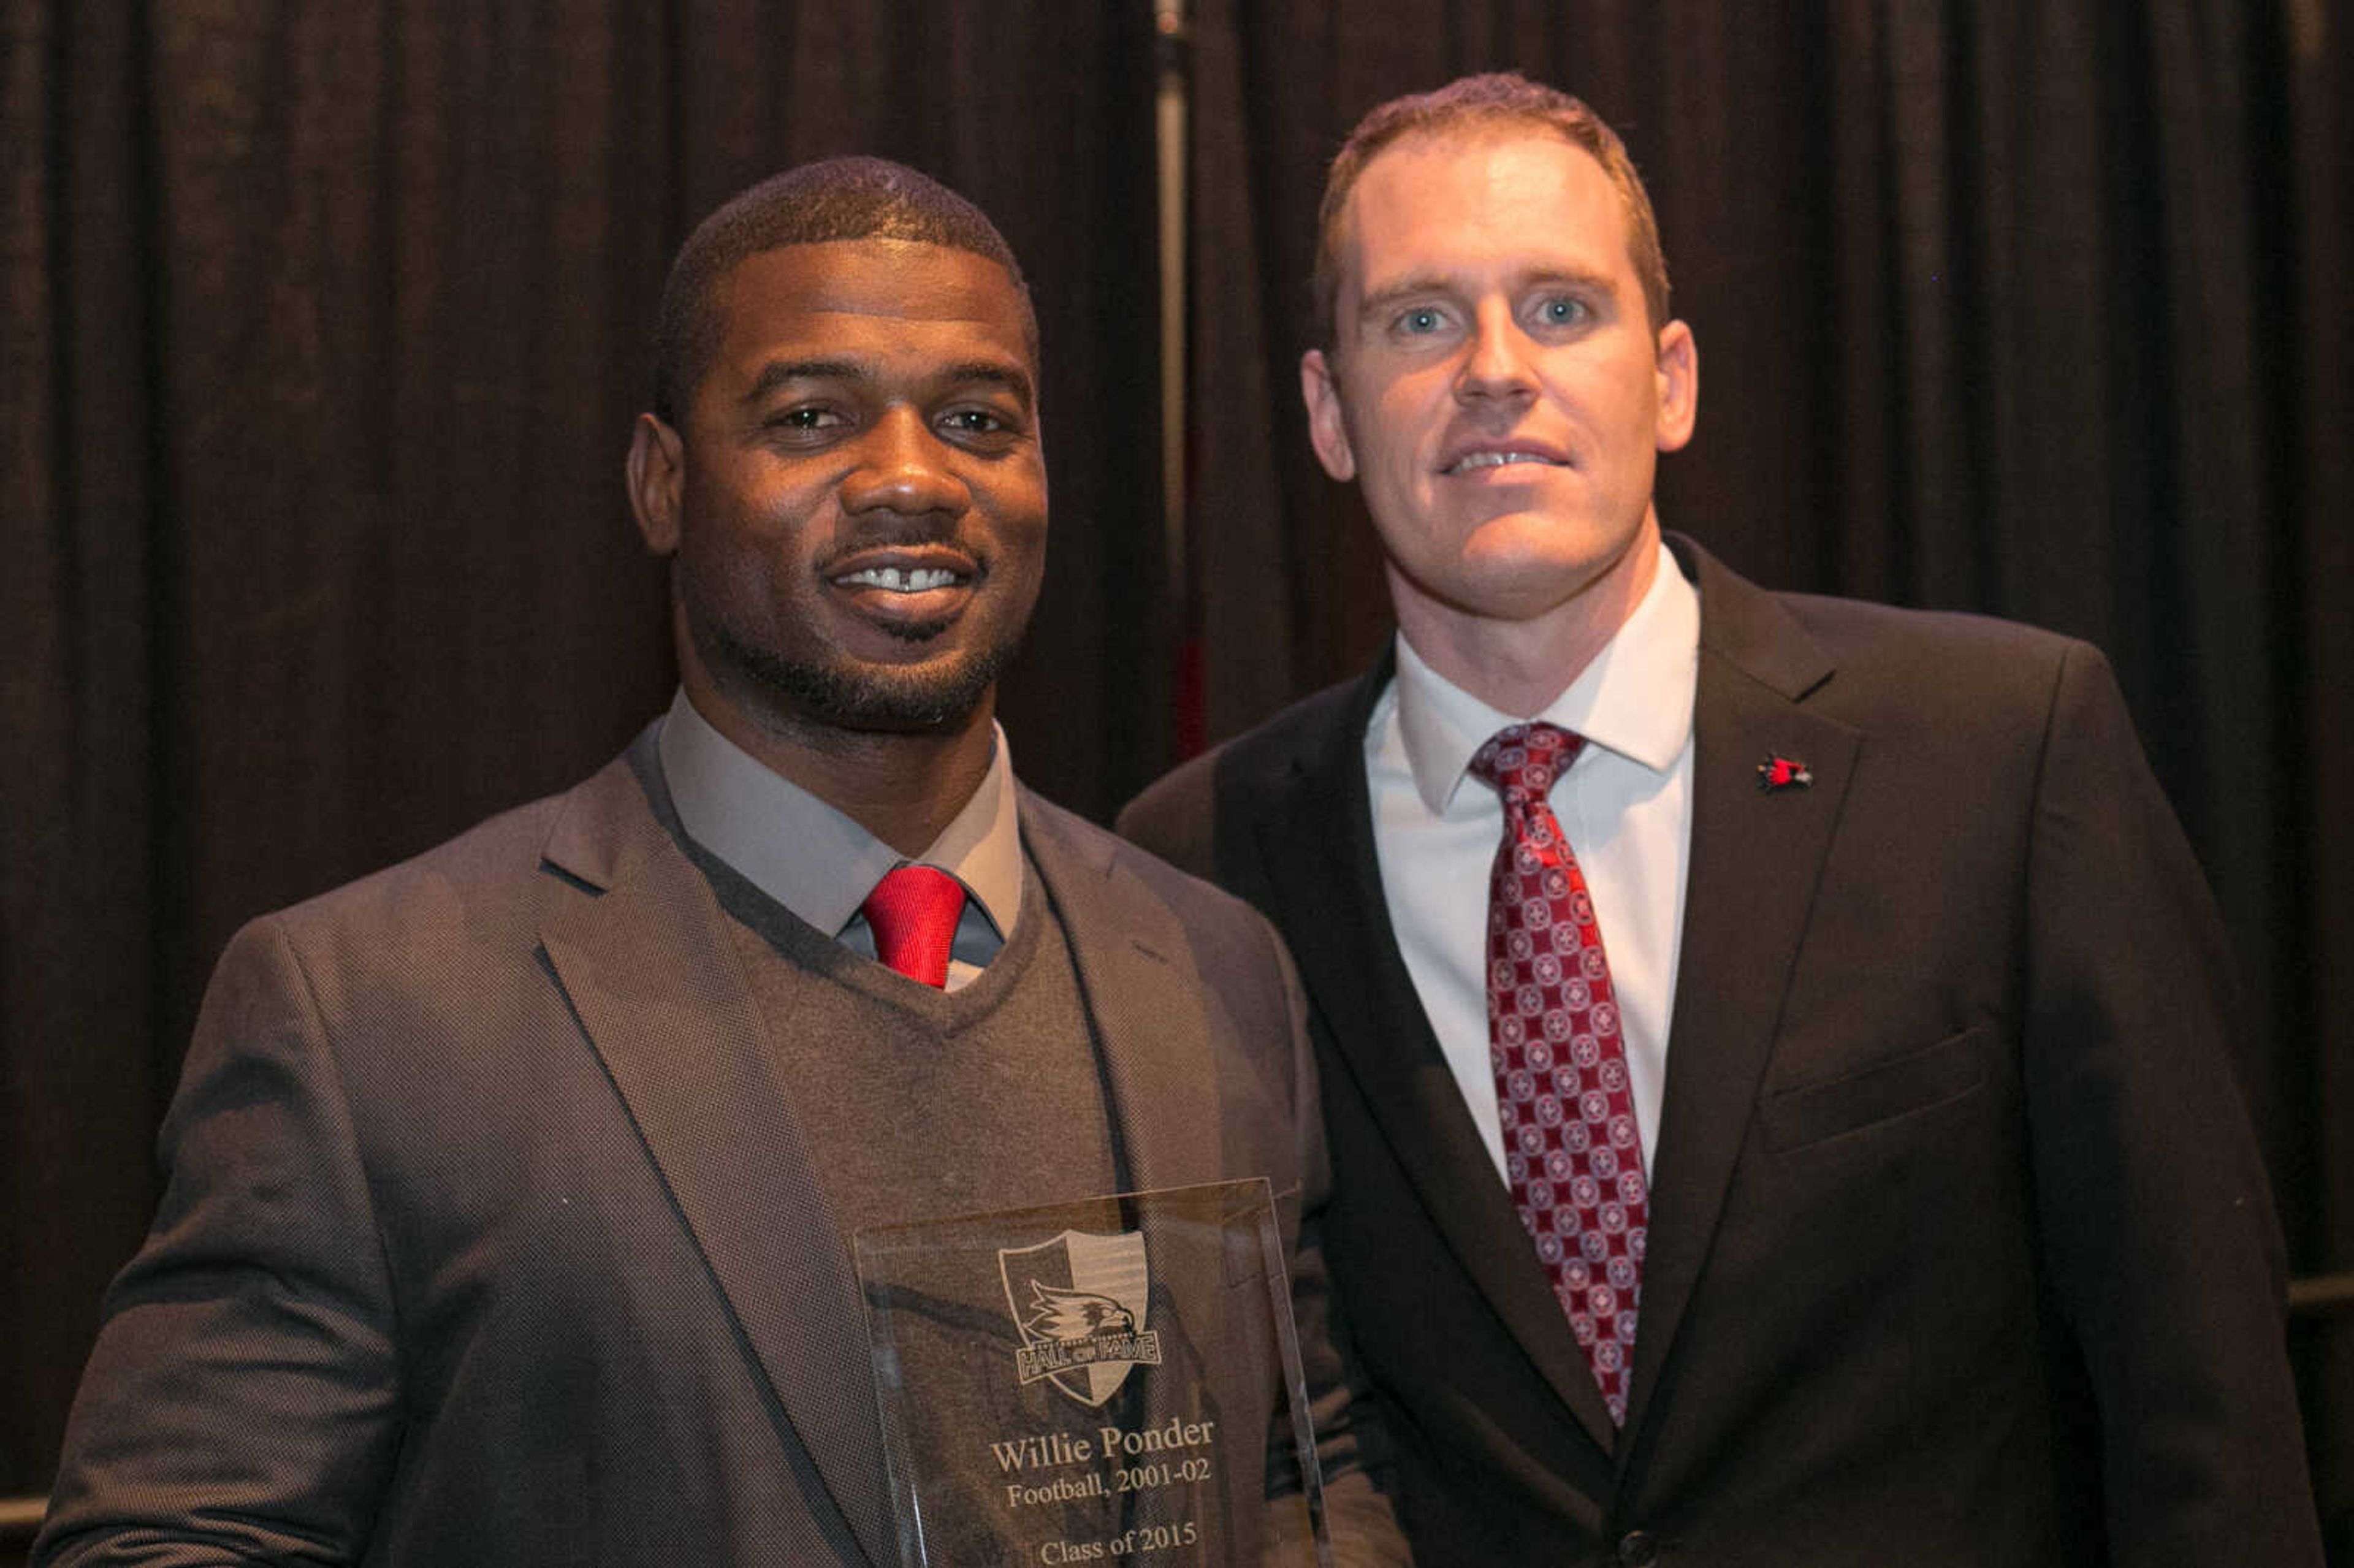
[1312,73,1670,346]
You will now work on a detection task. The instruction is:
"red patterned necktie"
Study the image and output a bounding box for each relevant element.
[861,864,967,988]
[1470,721,1650,1427]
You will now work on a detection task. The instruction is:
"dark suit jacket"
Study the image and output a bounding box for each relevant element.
[36,726,1406,1567]
[1118,536,2320,1568]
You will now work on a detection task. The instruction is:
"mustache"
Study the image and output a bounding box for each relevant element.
[812,524,984,577]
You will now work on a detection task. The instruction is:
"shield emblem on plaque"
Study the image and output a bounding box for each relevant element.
[998,1228,1162,1407]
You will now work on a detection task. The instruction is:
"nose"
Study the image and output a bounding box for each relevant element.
[838,406,973,517]
[1454,301,1537,405]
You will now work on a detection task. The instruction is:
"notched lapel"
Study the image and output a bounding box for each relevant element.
[1623,572,1859,1447]
[1251,695,1621,1454]
[1022,795,1244,1437]
[538,760,894,1565]
[1022,796,1221,1198]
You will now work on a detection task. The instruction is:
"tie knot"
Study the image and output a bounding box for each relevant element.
[1470,721,1583,804]
[861,864,967,988]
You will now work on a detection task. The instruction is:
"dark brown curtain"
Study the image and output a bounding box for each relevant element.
[1180,0,2353,1553]
[6,0,2350,1555]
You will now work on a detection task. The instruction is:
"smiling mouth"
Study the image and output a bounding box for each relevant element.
[1442,450,1566,475]
[832,565,966,593]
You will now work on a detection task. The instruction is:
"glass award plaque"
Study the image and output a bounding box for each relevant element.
[855,1178,1333,1567]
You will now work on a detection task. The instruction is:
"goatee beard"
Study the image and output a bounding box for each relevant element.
[705,619,1019,733]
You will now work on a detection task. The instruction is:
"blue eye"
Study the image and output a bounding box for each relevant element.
[1538,297,1589,326]
[1400,308,1442,334]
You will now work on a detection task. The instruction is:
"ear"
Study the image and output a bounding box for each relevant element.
[1299,349,1358,481]
[625,413,685,555]
[1653,319,1698,453]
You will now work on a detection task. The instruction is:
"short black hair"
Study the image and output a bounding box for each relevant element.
[650,156,1037,424]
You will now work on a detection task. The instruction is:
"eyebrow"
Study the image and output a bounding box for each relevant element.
[740,357,1035,411]
[741,359,865,405]
[937,360,1037,410]
[1354,265,1620,326]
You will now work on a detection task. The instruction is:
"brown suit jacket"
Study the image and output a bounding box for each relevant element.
[1118,535,2320,1567]
[37,726,1407,1567]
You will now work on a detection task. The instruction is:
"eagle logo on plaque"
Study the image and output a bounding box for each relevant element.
[999,1228,1163,1407]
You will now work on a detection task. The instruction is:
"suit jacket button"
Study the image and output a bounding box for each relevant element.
[1616,1529,1659,1567]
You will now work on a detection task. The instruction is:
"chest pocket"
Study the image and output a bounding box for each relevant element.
[1757,1024,1991,1152]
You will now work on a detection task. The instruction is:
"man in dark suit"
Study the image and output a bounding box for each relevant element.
[1119,74,2321,1567]
[36,159,1406,1567]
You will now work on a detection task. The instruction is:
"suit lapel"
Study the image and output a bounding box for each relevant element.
[1620,541,1860,1445]
[535,738,893,1566]
[1020,794,1238,1467]
[1249,663,1621,1453]
[1021,792,1221,1198]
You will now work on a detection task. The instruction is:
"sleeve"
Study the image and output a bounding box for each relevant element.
[2021,642,2324,1566]
[34,916,402,1566]
[1255,916,1414,1568]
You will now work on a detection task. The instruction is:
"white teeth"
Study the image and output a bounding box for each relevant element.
[837,566,959,592]
[1449,451,1556,473]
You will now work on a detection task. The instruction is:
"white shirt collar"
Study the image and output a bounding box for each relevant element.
[654,688,1024,940]
[1393,538,1701,815]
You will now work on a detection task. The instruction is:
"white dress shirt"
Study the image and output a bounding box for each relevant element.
[1365,540,1699,1177]
[656,689,1024,990]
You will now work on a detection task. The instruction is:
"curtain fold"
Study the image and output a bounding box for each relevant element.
[2285,0,2354,1547]
[2,0,167,1497]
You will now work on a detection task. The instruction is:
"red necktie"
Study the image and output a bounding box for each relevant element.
[1470,721,1650,1428]
[861,865,967,988]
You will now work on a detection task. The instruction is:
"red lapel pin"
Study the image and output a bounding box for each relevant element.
[1756,754,1813,792]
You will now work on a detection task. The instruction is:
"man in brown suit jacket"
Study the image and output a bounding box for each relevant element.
[37,158,1405,1568]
